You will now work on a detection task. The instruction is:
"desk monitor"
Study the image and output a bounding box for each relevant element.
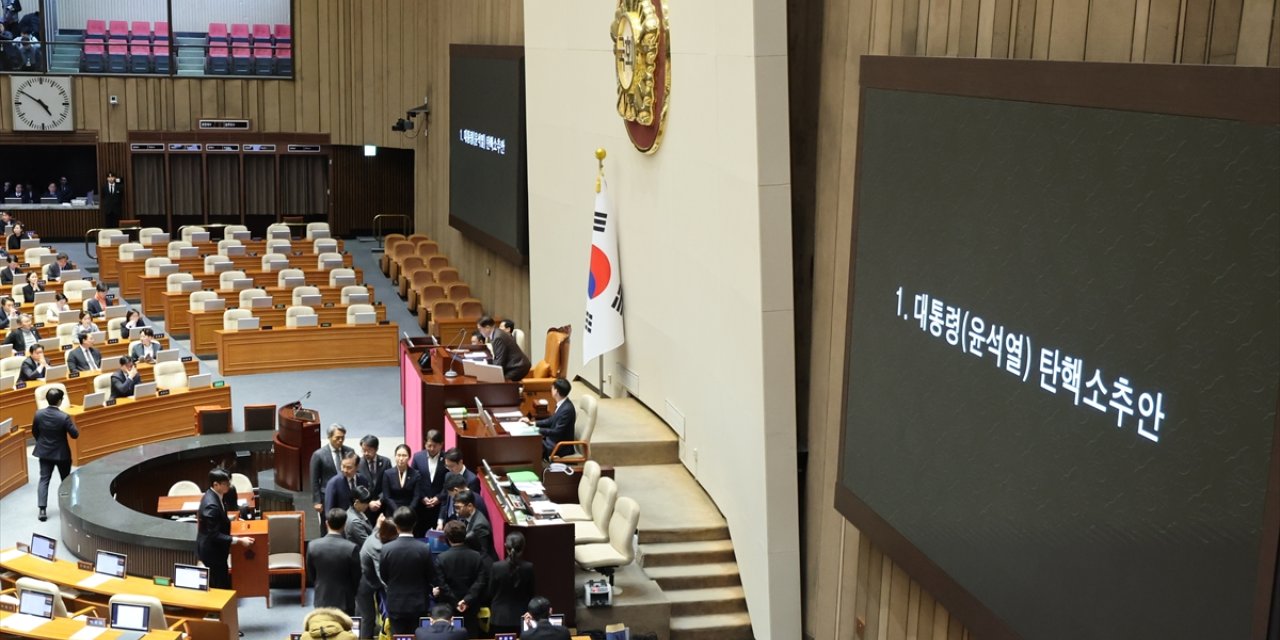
[269,244,290,255]
[350,617,361,635]
[0,375,14,391]
[0,418,12,434]
[146,233,170,246]
[222,244,245,257]
[332,274,356,287]
[57,309,81,324]
[202,298,226,312]
[20,238,40,250]
[110,601,151,632]
[40,197,59,203]
[452,617,465,630]
[311,229,331,239]
[156,349,180,363]
[173,563,209,591]
[131,248,153,259]
[229,230,250,241]
[105,305,127,320]
[419,617,432,628]
[270,228,291,240]
[89,330,107,344]
[179,279,202,293]
[37,253,56,266]
[249,296,271,309]
[33,291,55,304]
[352,311,376,325]
[58,269,83,281]
[0,344,12,358]
[188,373,212,389]
[229,278,253,291]
[292,314,318,328]
[129,326,148,339]
[43,364,68,381]
[133,381,157,398]
[17,590,54,619]
[29,533,56,560]
[320,257,343,270]
[83,391,106,409]
[209,260,232,273]
[188,231,210,243]
[549,614,564,626]
[281,276,304,289]
[155,263,179,276]
[38,337,60,351]
[1,223,10,234]
[236,317,261,331]
[95,550,127,578]
[298,293,321,307]
[345,292,370,305]
[3,198,19,204]
[463,360,505,383]
[177,246,198,258]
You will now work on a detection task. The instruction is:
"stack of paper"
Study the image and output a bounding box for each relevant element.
[514,481,546,495]
[77,573,115,589]
[0,615,45,633]
[493,410,523,419]
[502,421,538,436]
[528,500,559,515]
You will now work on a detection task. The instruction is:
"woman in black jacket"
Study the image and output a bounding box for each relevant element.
[486,532,536,634]
[379,444,421,513]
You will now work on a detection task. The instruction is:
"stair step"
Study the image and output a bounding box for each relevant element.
[665,586,747,617]
[640,539,736,567]
[669,612,754,640]
[645,562,741,591]
[638,526,730,544]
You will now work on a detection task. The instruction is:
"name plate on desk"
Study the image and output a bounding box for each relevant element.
[78,561,93,571]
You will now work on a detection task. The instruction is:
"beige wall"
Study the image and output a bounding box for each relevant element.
[802,0,1280,637]
[522,2,799,638]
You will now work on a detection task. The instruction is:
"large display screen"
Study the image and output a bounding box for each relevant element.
[449,45,527,263]
[839,81,1280,639]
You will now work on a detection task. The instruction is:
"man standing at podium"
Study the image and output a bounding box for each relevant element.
[197,468,253,589]
[311,424,354,527]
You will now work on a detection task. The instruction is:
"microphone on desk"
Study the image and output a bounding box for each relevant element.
[443,329,469,379]
[291,390,312,407]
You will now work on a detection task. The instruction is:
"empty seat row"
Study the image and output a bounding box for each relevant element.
[207,23,292,75]
[82,43,170,74]
[86,20,170,43]
[208,23,291,45]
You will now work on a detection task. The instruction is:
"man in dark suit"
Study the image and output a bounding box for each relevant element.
[129,328,159,363]
[101,172,124,227]
[433,520,489,636]
[438,472,489,529]
[380,507,436,635]
[3,313,39,355]
[324,451,370,516]
[18,343,47,382]
[357,434,390,522]
[307,507,361,615]
[524,378,576,458]
[66,332,102,373]
[520,596,571,640]
[56,177,73,203]
[477,315,530,380]
[196,468,253,589]
[84,284,109,318]
[110,356,141,399]
[453,489,497,561]
[415,604,468,640]
[0,255,19,285]
[310,424,353,524]
[409,429,446,537]
[31,387,78,522]
[45,252,73,281]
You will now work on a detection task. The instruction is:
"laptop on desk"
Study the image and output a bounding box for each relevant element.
[298,293,321,307]
[133,382,157,399]
[292,314,318,328]
[82,391,106,409]
[188,373,212,389]
[104,305,127,320]
[33,291,55,304]
[155,263,179,275]
[228,230,250,241]
[109,601,151,640]
[281,276,304,289]
[20,239,40,250]
[156,349,180,363]
[43,364,68,381]
[57,309,80,324]
[202,298,226,312]
[236,317,261,331]
[179,279,202,292]
[222,244,245,256]
[229,278,252,291]
[463,360,505,383]
[146,233,170,246]
[188,231,210,243]
[249,296,271,309]
[351,311,376,325]
[345,292,369,305]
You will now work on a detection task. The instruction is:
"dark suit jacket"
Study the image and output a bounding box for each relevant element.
[536,399,577,456]
[415,620,469,640]
[410,451,447,520]
[323,472,369,515]
[306,532,360,614]
[440,469,488,525]
[195,489,232,566]
[357,453,391,505]
[310,444,355,505]
[521,620,572,640]
[101,182,124,217]
[380,535,435,617]
[129,341,158,363]
[45,261,64,281]
[85,297,105,317]
[19,282,41,303]
[487,559,536,627]
[380,466,421,513]
[6,234,21,250]
[66,346,102,373]
[435,545,490,606]
[2,326,38,353]
[110,368,140,399]
[0,266,17,285]
[490,329,531,380]
[31,406,78,461]
[463,509,498,561]
[18,356,45,381]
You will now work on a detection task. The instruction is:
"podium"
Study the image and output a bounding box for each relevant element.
[274,405,320,491]
[400,338,520,449]
[230,518,270,599]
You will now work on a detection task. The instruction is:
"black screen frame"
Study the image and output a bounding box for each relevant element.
[834,55,1280,640]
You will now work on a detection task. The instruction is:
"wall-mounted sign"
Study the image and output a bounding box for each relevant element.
[287,145,322,153]
[206,144,241,152]
[612,0,670,154]
[199,119,251,130]
[168,143,202,152]
[244,144,277,152]
[130,143,164,151]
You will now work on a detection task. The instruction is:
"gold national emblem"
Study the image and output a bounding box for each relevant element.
[612,0,670,154]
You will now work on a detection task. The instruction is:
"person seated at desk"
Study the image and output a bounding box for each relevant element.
[19,270,42,303]
[0,295,18,330]
[477,315,530,380]
[40,182,59,202]
[84,283,108,317]
[110,356,141,399]
[522,378,576,459]
[66,331,102,373]
[56,177,72,204]
[122,308,146,333]
[0,254,18,285]
[44,292,69,324]
[18,342,46,381]
[416,603,469,640]
[72,309,96,340]
[3,312,40,354]
[453,489,497,561]
[7,183,30,204]
[520,596,572,640]
[45,252,74,281]
[469,330,485,346]
[5,223,29,251]
[130,326,159,363]
[438,472,489,530]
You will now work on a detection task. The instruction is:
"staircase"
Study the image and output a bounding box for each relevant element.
[641,529,753,640]
[47,35,83,74]
[174,37,205,76]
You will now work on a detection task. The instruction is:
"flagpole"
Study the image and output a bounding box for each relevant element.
[594,147,607,395]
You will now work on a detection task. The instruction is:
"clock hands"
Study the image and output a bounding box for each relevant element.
[16,90,53,117]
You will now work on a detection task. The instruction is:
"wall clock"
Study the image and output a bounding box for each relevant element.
[612,0,670,154]
[11,75,75,132]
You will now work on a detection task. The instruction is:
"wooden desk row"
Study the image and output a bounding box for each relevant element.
[146,272,370,320]
[2,334,169,369]
[0,548,235,636]
[159,285,370,333]
[99,237,345,282]
[188,302,386,355]
[66,384,233,465]
[1,359,200,429]
[215,323,400,376]
[116,251,355,301]
[0,610,183,639]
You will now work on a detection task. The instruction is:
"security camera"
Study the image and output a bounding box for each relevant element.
[391,118,414,132]
[109,95,119,106]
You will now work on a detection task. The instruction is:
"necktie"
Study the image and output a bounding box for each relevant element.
[333,449,340,474]
[348,478,354,492]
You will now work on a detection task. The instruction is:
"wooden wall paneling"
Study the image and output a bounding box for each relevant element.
[1181,0,1215,62]
[1131,0,1154,60]
[958,0,983,55]
[977,0,999,56]
[1048,0,1090,59]
[946,0,966,54]
[1208,0,1246,63]
[1271,4,1280,64]
[1237,0,1277,64]
[1085,0,1138,59]
[1143,0,1184,61]
[1011,0,1037,56]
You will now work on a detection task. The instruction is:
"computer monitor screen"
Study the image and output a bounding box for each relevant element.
[549,614,564,626]
[350,617,361,635]
[110,602,151,631]
[95,550,126,577]
[173,564,209,591]
[29,533,56,560]
[495,635,517,640]
[452,617,465,630]
[18,590,54,619]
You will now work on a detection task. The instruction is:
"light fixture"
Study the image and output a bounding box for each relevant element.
[363,145,377,157]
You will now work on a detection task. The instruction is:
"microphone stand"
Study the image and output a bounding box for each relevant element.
[443,329,469,379]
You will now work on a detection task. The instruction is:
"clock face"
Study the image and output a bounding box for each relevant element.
[11,76,75,132]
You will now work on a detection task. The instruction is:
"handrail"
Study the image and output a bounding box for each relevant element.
[372,214,412,251]
[84,228,103,261]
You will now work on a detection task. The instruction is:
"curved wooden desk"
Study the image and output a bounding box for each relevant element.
[0,427,29,500]
[400,338,521,450]
[0,610,183,639]
[65,384,233,465]
[118,252,355,300]
[189,303,386,355]
[99,238,346,282]
[215,323,400,376]
[1,358,197,430]
[153,280,368,321]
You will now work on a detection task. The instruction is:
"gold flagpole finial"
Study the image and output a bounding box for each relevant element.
[595,148,607,193]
